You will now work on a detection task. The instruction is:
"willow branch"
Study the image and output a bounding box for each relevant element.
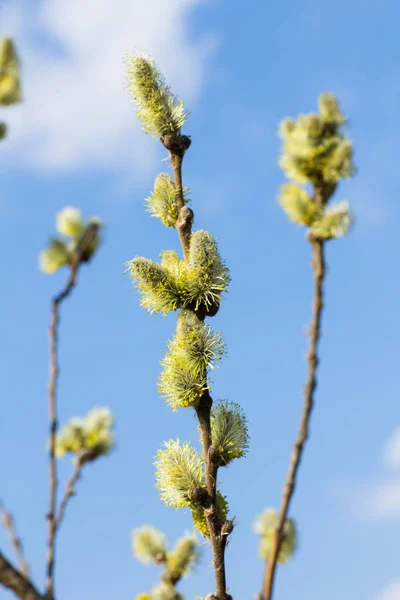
[165,135,229,600]
[45,223,99,600]
[54,461,83,530]
[45,260,79,600]
[261,187,326,600]
[0,551,43,600]
[196,394,228,600]
[0,503,29,578]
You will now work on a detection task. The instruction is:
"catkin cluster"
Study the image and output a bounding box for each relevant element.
[278,93,355,239]
[126,54,249,550]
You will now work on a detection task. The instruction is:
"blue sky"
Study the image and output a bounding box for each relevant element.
[1,0,400,599]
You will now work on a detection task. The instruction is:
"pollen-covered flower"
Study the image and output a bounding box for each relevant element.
[186,230,230,312]
[151,583,183,600]
[191,492,229,537]
[323,138,354,183]
[278,184,317,226]
[39,209,102,274]
[127,257,183,316]
[39,239,72,274]
[155,440,204,508]
[278,93,355,185]
[254,508,297,564]
[146,174,190,227]
[158,354,209,410]
[132,526,168,564]
[126,53,189,138]
[158,310,224,409]
[210,401,249,465]
[0,37,21,106]
[175,310,225,376]
[56,207,84,238]
[318,92,345,126]
[166,532,200,578]
[310,200,353,239]
[55,407,114,464]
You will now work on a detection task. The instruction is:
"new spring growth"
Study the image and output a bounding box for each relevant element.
[126,53,189,138]
[151,583,184,600]
[210,400,249,465]
[54,407,114,464]
[158,310,225,410]
[127,231,230,316]
[191,492,229,538]
[166,532,200,578]
[127,254,183,315]
[279,92,354,185]
[278,93,355,239]
[0,37,21,107]
[186,230,230,312]
[132,526,168,565]
[254,509,297,564]
[39,207,102,274]
[133,529,200,600]
[146,174,190,227]
[155,440,204,509]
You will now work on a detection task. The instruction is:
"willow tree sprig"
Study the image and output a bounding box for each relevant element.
[259,93,355,600]
[0,37,21,141]
[133,527,200,600]
[155,440,204,509]
[0,502,29,577]
[254,509,296,565]
[210,401,249,466]
[126,53,243,600]
[42,207,104,600]
[126,53,189,138]
[146,174,190,227]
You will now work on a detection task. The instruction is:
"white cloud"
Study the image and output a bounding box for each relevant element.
[383,426,400,470]
[377,581,400,600]
[360,480,400,519]
[351,426,400,520]
[0,0,216,172]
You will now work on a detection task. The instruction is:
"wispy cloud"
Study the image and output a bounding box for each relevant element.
[376,580,400,600]
[360,480,400,519]
[0,0,216,173]
[383,426,400,470]
[351,425,400,520]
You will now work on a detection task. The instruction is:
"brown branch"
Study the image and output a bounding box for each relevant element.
[0,502,29,578]
[0,551,43,600]
[54,461,83,530]
[260,187,327,600]
[45,260,80,600]
[196,396,228,599]
[45,223,99,600]
[170,153,193,262]
[164,134,230,600]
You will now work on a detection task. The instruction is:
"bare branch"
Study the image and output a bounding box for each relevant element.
[260,186,327,600]
[45,223,99,600]
[0,551,42,600]
[54,461,83,530]
[0,502,29,577]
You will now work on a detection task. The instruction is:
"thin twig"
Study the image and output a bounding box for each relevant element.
[54,461,83,530]
[167,137,229,600]
[45,223,99,600]
[0,502,29,577]
[261,188,327,600]
[45,260,80,599]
